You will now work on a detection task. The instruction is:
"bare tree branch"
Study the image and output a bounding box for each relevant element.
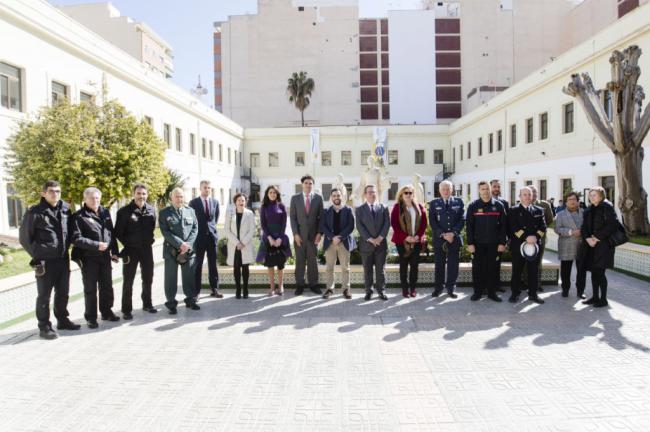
[622,46,642,140]
[563,75,614,148]
[633,102,650,147]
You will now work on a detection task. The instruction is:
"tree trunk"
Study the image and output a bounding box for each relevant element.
[614,145,649,235]
[301,109,305,127]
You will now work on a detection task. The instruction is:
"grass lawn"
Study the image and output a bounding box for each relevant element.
[628,235,650,247]
[0,248,32,279]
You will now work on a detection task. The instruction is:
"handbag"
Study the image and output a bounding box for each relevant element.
[609,220,629,247]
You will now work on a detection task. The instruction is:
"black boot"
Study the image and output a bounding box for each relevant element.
[235,281,242,299]
[243,285,249,299]
[582,285,599,305]
[595,285,608,307]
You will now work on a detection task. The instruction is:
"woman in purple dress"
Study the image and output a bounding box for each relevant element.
[256,186,292,296]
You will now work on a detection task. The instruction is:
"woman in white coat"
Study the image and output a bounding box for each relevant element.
[225,193,256,299]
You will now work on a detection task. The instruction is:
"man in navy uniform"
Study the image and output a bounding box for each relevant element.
[466,181,507,302]
[189,180,222,301]
[508,187,547,304]
[429,180,465,298]
[19,180,80,339]
[490,179,509,293]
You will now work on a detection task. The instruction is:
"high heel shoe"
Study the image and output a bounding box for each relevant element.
[276,285,284,296]
[268,287,276,297]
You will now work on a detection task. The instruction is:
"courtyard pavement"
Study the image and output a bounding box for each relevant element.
[0,252,649,431]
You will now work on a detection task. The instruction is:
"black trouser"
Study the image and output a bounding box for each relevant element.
[397,243,420,292]
[121,246,154,313]
[560,259,586,294]
[35,257,71,330]
[471,243,498,296]
[233,250,249,292]
[194,236,219,296]
[434,239,460,292]
[494,253,503,290]
[81,254,114,321]
[511,248,539,298]
[590,268,608,301]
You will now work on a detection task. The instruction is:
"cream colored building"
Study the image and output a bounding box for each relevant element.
[58,2,174,78]
[242,124,450,205]
[217,0,361,128]
[449,2,650,211]
[0,0,241,235]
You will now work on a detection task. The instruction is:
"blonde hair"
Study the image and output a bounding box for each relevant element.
[396,184,418,206]
[588,186,606,201]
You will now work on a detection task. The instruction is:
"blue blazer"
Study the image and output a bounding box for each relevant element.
[189,196,220,246]
[428,196,465,245]
[320,205,356,251]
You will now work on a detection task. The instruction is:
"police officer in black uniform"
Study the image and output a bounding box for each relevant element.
[508,186,546,304]
[466,181,507,302]
[114,183,158,320]
[490,179,509,293]
[429,180,465,298]
[19,180,81,339]
[71,187,120,328]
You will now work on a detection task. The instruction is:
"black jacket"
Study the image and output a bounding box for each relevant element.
[114,200,156,250]
[19,198,72,260]
[71,205,119,258]
[466,198,507,245]
[508,204,547,247]
[578,201,617,270]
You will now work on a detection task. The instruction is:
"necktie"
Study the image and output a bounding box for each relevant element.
[305,194,311,213]
[370,204,375,217]
[204,199,210,218]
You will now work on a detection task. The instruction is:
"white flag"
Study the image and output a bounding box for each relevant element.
[373,126,387,165]
[310,127,320,163]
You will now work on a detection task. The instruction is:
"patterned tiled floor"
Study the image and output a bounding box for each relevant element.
[1,252,649,431]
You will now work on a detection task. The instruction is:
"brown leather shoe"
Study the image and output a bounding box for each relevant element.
[343,289,352,299]
[322,289,334,299]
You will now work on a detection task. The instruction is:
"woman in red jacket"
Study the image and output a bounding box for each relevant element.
[391,185,428,298]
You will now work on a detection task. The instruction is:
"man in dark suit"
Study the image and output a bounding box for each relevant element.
[508,186,546,304]
[355,184,390,301]
[490,179,509,293]
[289,175,324,295]
[189,180,222,300]
[429,180,465,298]
[320,188,356,299]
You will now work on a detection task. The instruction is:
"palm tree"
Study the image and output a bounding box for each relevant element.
[156,169,186,209]
[287,71,315,127]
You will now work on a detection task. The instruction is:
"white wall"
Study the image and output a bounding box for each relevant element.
[388,9,437,125]
[0,0,243,235]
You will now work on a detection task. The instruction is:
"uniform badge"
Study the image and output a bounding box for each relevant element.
[131,214,138,221]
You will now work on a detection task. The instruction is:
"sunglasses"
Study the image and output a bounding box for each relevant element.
[403,191,413,195]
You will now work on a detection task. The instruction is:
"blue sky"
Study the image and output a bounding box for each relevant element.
[50,0,422,108]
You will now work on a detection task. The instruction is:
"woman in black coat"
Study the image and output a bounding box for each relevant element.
[577,186,618,307]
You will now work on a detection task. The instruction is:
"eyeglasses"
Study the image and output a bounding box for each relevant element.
[403,191,413,195]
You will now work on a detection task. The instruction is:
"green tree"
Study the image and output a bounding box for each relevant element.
[287,71,315,127]
[4,98,168,208]
[156,168,186,209]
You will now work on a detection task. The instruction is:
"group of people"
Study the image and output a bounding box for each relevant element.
[19,175,621,340]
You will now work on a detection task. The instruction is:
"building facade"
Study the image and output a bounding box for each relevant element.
[0,0,242,235]
[449,2,650,212]
[58,2,175,79]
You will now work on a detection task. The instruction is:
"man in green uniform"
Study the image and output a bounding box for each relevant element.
[159,188,199,314]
